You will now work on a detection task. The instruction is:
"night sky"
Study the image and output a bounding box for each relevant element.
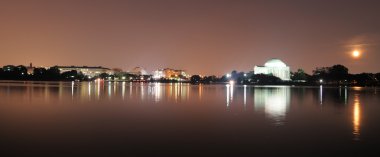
[0,0,379,75]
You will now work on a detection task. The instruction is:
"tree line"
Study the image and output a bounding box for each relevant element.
[1,64,379,86]
[190,64,380,86]
[0,65,87,81]
[0,65,141,81]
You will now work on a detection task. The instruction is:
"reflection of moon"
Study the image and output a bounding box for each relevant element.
[352,50,360,58]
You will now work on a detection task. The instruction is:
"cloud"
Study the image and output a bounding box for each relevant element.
[343,34,380,49]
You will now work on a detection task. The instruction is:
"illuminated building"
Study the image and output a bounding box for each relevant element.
[57,66,113,78]
[27,63,34,74]
[153,68,188,80]
[254,59,291,81]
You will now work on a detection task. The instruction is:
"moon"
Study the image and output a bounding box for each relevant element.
[352,50,361,58]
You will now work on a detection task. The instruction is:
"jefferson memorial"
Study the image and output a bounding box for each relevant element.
[254,59,291,81]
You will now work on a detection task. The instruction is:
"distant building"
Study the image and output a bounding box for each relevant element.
[153,68,188,80]
[254,59,290,81]
[57,66,113,78]
[130,67,148,76]
[27,63,34,74]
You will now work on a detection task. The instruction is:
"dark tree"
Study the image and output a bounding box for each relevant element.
[219,75,228,82]
[61,70,81,81]
[190,75,201,84]
[250,74,281,84]
[0,65,27,80]
[46,66,61,80]
[99,73,110,79]
[375,73,380,82]
[202,75,217,84]
[312,65,349,84]
[235,72,246,84]
[16,65,28,75]
[33,68,48,80]
[312,67,329,81]
[0,68,3,79]
[292,69,310,81]
[351,73,377,86]
[231,70,238,78]
[329,64,349,82]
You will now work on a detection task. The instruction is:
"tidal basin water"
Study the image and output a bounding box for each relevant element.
[0,81,379,156]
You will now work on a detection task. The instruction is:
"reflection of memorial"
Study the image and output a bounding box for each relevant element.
[254,87,291,125]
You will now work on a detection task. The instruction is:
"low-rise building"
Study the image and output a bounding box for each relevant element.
[153,68,188,80]
[57,66,113,78]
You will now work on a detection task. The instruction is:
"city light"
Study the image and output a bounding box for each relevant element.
[226,73,231,78]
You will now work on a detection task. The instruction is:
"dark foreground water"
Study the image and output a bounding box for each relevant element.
[0,81,379,156]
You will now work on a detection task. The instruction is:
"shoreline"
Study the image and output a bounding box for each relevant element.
[0,80,378,87]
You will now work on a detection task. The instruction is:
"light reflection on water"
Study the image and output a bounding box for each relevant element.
[353,94,361,141]
[0,82,377,140]
[254,87,290,125]
[1,81,380,156]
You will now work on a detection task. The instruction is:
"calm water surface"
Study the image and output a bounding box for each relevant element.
[0,81,379,156]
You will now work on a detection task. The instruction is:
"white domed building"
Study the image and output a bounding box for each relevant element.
[254,59,290,81]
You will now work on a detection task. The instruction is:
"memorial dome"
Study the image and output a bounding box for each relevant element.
[264,59,287,67]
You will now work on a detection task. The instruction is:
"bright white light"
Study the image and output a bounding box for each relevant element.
[244,73,247,77]
[71,81,74,97]
[319,79,323,83]
[352,50,360,58]
[226,84,230,107]
[243,85,247,105]
[226,73,231,78]
[254,87,290,126]
[229,80,235,85]
[264,59,287,67]
[320,85,323,104]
